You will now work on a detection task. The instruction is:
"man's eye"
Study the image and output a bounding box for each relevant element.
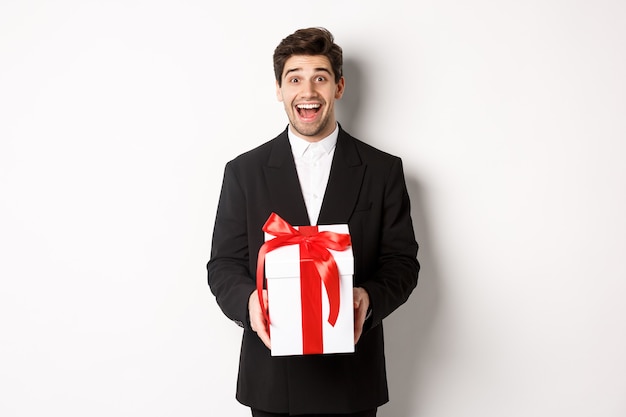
[290,78,299,83]
[316,76,325,82]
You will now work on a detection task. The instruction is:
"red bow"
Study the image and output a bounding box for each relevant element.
[256,213,351,353]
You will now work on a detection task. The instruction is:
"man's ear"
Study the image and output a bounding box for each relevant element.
[335,76,345,99]
[275,80,283,102]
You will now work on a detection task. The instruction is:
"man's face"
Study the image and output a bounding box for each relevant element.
[276,55,345,142]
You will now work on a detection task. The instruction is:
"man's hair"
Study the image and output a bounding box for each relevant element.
[273,27,343,87]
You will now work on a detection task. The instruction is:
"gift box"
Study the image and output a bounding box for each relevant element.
[259,214,354,356]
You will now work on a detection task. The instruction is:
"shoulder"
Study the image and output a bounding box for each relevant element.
[226,128,289,168]
[338,127,403,166]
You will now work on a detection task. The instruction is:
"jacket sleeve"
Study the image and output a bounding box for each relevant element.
[207,161,256,330]
[359,157,420,331]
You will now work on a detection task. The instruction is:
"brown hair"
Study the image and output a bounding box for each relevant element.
[273,27,343,87]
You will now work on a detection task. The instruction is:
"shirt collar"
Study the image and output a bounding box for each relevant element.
[288,124,339,158]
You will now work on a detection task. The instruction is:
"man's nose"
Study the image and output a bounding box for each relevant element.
[300,80,316,97]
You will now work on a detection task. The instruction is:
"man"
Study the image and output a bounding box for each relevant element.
[208,27,419,417]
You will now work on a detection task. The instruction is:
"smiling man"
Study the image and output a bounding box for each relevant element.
[277,54,344,141]
[208,27,419,417]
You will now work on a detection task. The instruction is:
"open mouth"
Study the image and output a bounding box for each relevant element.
[296,103,321,120]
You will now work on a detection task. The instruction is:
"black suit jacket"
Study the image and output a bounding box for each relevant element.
[208,126,419,414]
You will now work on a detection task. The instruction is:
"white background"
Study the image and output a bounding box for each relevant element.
[1,1,625,416]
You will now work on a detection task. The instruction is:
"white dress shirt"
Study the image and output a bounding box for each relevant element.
[288,125,338,225]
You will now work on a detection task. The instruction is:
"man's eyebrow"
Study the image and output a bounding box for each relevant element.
[283,67,333,77]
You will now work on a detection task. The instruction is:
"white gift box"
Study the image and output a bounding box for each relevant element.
[264,224,354,356]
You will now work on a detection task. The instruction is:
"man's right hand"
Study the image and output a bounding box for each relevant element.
[248,289,271,349]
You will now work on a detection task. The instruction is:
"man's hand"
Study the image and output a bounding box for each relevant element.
[249,289,271,349]
[353,287,370,344]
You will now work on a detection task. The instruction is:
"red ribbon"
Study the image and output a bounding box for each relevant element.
[256,212,351,354]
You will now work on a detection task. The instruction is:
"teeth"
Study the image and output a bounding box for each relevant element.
[297,104,320,109]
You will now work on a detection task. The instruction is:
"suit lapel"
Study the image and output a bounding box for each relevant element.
[318,128,365,225]
[263,129,310,226]
[263,127,366,227]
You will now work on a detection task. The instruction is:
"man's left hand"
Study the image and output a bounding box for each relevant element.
[353,287,370,344]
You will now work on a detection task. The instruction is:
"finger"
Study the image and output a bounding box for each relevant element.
[354,324,363,344]
[354,310,365,344]
[248,290,272,349]
[353,290,361,309]
[262,289,269,312]
[259,290,271,348]
[353,304,365,344]
[353,287,370,344]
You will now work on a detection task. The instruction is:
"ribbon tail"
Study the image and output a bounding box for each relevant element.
[316,253,341,327]
[256,243,271,325]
